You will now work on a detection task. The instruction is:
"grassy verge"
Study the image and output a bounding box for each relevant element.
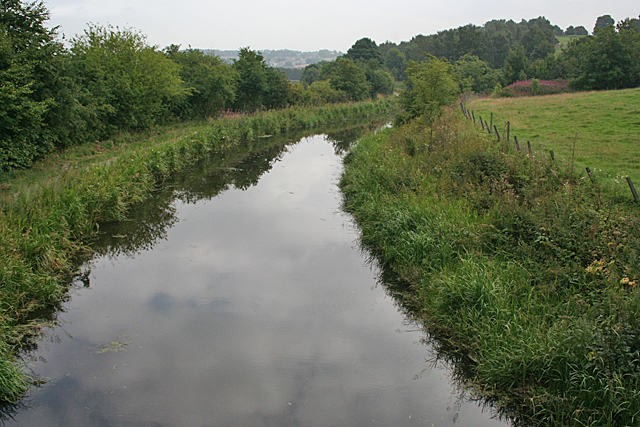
[467,88,640,186]
[0,98,398,402]
[340,108,640,426]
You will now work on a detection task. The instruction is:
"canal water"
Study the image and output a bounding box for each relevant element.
[7,129,509,426]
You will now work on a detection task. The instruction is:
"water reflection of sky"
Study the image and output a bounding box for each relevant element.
[10,135,508,426]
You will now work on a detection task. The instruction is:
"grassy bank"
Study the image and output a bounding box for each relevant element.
[467,88,640,184]
[0,98,397,402]
[340,108,640,426]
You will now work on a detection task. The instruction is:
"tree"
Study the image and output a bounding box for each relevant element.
[617,16,640,32]
[0,0,71,170]
[70,24,187,134]
[232,47,295,111]
[571,24,640,90]
[366,68,394,98]
[326,57,370,101]
[384,47,407,81]
[453,54,500,93]
[574,26,589,36]
[456,24,487,59]
[399,55,459,125]
[165,46,236,119]
[232,47,268,111]
[301,62,323,87]
[378,40,398,58]
[344,38,383,66]
[263,67,292,109]
[502,45,529,84]
[304,80,347,105]
[594,15,615,33]
[521,25,556,60]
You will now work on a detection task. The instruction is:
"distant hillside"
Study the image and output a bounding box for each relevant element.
[203,49,343,68]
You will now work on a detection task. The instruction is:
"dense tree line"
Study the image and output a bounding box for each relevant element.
[387,14,640,127]
[0,1,394,173]
[299,38,395,104]
[367,14,640,95]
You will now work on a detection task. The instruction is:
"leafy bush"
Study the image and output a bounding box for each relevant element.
[398,55,459,124]
[69,24,188,135]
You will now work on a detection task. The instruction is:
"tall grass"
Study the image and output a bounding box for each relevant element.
[0,98,398,402]
[340,108,640,426]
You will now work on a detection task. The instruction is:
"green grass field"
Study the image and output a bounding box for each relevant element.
[468,88,640,184]
[555,35,587,52]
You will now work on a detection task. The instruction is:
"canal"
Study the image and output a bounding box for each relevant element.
[8,127,509,426]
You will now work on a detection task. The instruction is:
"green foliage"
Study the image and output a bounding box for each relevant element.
[344,37,383,66]
[165,46,236,119]
[453,54,500,93]
[384,47,407,81]
[568,24,640,90]
[303,80,347,105]
[521,25,556,60]
[502,45,529,84]
[70,24,187,135]
[365,68,394,98]
[0,0,68,170]
[325,57,371,102]
[300,62,323,87]
[263,67,293,109]
[594,15,615,33]
[397,16,561,69]
[565,25,589,36]
[232,47,268,111]
[232,47,294,111]
[399,55,459,124]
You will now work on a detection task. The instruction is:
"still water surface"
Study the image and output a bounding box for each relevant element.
[9,132,509,426]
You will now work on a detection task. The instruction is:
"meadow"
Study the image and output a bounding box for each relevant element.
[468,88,640,188]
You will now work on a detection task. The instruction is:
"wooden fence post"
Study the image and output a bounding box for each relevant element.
[506,121,510,143]
[494,125,500,141]
[490,113,493,134]
[627,177,640,203]
[514,135,521,152]
[479,116,485,130]
[550,150,555,161]
[472,111,476,123]
[527,141,532,157]
[586,167,595,183]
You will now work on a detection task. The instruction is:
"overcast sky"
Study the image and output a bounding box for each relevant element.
[44,0,639,52]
